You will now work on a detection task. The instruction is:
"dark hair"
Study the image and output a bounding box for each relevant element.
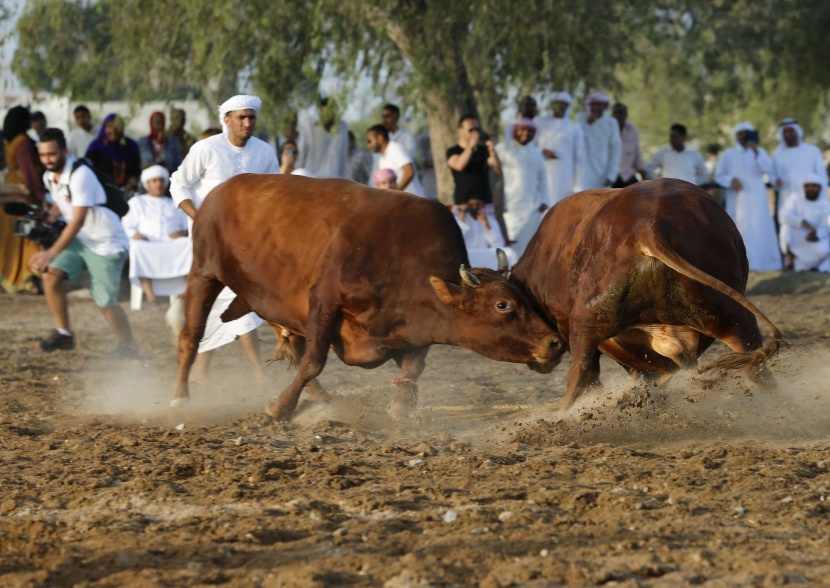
[670,123,687,136]
[382,103,400,117]
[2,105,32,141]
[74,105,91,116]
[367,124,389,142]
[612,103,627,112]
[31,111,46,123]
[280,140,298,153]
[348,130,355,141]
[458,114,478,128]
[706,143,721,155]
[39,128,67,149]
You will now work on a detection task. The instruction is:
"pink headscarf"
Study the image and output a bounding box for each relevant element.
[373,168,397,185]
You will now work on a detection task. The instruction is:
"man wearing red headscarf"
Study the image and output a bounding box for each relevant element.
[138,111,182,175]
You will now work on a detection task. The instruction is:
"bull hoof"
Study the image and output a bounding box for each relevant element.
[170,397,189,408]
[265,402,294,421]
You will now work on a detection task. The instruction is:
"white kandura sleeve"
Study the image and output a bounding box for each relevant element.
[169,145,205,208]
[121,200,141,238]
[714,151,733,189]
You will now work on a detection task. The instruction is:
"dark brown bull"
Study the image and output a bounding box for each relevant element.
[174,174,564,419]
[511,178,784,407]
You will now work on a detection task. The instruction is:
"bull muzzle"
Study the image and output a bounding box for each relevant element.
[528,335,566,373]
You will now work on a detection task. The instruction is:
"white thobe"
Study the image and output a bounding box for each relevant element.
[535,114,585,205]
[122,195,192,296]
[452,209,517,270]
[170,133,280,352]
[495,140,548,256]
[770,143,827,212]
[770,143,827,253]
[575,114,622,191]
[296,119,349,178]
[646,146,708,185]
[715,146,782,271]
[780,195,830,271]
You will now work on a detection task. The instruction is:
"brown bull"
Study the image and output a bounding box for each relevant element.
[511,178,784,407]
[175,174,564,419]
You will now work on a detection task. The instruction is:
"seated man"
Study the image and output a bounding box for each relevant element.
[780,174,830,272]
[451,198,517,270]
[122,165,191,307]
[373,168,398,190]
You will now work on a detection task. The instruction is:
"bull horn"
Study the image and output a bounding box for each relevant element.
[459,264,481,288]
[496,248,509,273]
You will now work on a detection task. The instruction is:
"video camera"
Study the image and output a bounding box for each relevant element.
[3,202,65,248]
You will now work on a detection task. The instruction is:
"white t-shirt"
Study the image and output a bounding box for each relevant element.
[67,126,99,159]
[44,156,130,256]
[377,140,425,197]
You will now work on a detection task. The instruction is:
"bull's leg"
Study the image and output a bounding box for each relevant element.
[173,276,225,405]
[287,334,331,403]
[389,347,429,420]
[563,332,605,409]
[266,293,340,420]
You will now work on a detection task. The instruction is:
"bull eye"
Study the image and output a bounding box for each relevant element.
[495,300,514,313]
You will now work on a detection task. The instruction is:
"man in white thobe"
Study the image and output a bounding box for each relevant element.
[122,165,191,307]
[451,205,518,270]
[770,118,828,268]
[780,174,830,272]
[611,103,647,188]
[296,98,348,178]
[496,118,548,256]
[170,95,280,384]
[575,91,622,191]
[646,123,708,185]
[535,91,585,205]
[714,122,782,271]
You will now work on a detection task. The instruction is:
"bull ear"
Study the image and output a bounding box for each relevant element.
[429,276,460,306]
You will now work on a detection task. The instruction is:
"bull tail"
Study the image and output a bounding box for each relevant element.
[640,238,784,375]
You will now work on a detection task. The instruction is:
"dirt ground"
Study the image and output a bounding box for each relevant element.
[1,271,830,587]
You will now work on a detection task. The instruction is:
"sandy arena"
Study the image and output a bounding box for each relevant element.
[1,271,830,586]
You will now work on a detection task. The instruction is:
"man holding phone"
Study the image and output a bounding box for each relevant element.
[714,122,782,271]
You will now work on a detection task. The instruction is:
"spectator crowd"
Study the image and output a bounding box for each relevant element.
[1,91,829,359]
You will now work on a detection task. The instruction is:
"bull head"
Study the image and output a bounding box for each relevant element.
[459,264,480,288]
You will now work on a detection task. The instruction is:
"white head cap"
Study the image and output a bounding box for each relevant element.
[219,95,262,131]
[140,164,170,191]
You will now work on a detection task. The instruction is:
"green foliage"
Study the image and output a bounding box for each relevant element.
[12,0,830,150]
[14,0,119,99]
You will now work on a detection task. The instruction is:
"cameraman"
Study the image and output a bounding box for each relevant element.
[29,128,139,356]
[447,115,502,207]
